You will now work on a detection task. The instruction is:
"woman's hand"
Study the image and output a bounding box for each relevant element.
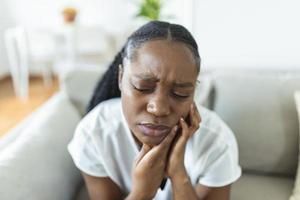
[166,102,201,180]
[128,126,178,200]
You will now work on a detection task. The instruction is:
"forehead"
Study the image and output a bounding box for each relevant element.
[125,40,198,82]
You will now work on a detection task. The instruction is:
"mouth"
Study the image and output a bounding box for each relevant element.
[137,123,171,137]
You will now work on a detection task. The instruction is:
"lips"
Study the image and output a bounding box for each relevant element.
[138,123,171,137]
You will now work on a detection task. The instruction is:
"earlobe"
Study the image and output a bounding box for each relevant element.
[118,64,123,91]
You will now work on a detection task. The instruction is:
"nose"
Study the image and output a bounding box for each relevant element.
[146,93,171,117]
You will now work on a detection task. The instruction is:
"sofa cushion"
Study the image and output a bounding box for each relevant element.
[0,92,82,200]
[289,91,300,200]
[212,70,300,175]
[61,67,108,115]
[231,173,294,200]
[194,71,214,109]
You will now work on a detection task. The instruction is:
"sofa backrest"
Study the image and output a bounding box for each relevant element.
[61,67,107,115]
[212,69,300,176]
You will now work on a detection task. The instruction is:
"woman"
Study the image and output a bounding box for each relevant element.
[68,21,241,200]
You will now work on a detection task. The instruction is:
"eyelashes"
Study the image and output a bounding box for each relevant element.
[172,93,190,99]
[132,84,190,99]
[132,85,153,93]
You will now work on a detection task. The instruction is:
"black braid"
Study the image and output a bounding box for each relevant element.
[86,20,201,114]
[86,46,124,113]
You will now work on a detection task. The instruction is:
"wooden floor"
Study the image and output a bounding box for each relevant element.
[0,76,59,138]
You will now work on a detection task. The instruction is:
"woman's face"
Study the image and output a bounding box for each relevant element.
[119,40,198,146]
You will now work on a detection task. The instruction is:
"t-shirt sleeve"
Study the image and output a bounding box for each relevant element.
[195,111,242,187]
[198,142,242,187]
[67,115,108,177]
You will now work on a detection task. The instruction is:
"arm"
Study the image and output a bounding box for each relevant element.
[170,170,199,200]
[81,171,125,200]
[82,171,155,200]
[167,103,231,200]
[195,184,230,200]
[82,170,230,200]
[170,169,230,200]
[82,126,178,200]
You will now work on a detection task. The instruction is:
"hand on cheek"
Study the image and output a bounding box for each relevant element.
[130,125,177,199]
[166,102,201,179]
[129,103,201,199]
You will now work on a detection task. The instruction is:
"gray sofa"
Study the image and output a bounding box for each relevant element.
[0,68,299,200]
[211,70,300,200]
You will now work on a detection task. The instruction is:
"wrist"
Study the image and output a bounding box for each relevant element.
[170,167,189,184]
[125,191,152,200]
[169,164,187,179]
[167,162,186,178]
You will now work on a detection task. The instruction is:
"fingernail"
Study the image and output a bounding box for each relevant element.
[174,125,178,132]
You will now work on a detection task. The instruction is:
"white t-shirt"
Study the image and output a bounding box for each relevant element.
[68,98,241,199]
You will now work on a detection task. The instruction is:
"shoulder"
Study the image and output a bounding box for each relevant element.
[76,98,123,138]
[68,98,123,177]
[190,105,238,157]
[187,105,241,187]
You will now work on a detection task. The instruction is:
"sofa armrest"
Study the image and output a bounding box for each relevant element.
[0,110,37,152]
[0,91,83,200]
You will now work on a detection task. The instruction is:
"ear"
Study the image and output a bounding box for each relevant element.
[118,64,123,91]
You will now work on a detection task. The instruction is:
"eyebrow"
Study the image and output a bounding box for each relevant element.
[133,74,194,88]
[133,74,159,82]
[173,82,194,88]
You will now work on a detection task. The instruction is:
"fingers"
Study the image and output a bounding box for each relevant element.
[172,113,198,153]
[180,117,190,140]
[156,125,178,152]
[135,103,201,165]
[193,102,202,124]
[137,126,178,163]
[135,143,151,165]
[168,117,189,155]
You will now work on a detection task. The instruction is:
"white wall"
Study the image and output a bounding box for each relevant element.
[2,0,183,32]
[0,0,184,78]
[192,0,300,69]
[0,0,15,79]
[0,0,299,78]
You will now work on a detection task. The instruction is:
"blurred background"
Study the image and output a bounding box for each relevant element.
[1,1,300,199]
[0,0,299,136]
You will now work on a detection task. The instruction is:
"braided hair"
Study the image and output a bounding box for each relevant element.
[86,20,201,113]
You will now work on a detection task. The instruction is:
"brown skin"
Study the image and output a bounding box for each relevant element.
[82,39,231,200]
[120,40,198,146]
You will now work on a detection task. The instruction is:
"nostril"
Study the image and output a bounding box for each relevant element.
[147,96,171,116]
[147,102,156,112]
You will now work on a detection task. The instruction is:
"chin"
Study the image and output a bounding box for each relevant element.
[139,134,166,147]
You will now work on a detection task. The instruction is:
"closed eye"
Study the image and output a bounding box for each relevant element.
[132,84,190,99]
[132,85,154,93]
[172,93,190,99]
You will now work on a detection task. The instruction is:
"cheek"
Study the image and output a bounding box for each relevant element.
[178,103,192,117]
[121,94,138,115]
[120,79,134,97]
[121,80,147,110]
[166,101,192,125]
[170,99,193,124]
[121,87,144,126]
